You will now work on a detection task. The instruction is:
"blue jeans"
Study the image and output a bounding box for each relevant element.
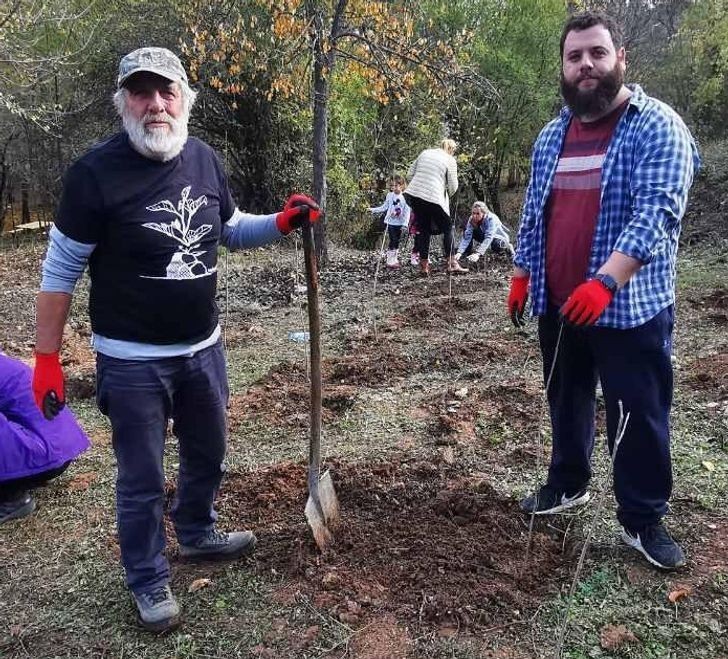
[96,341,229,593]
[538,306,674,530]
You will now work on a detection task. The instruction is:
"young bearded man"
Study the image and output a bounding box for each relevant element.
[508,12,700,570]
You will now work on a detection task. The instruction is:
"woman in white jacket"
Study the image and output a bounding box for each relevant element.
[405,138,466,275]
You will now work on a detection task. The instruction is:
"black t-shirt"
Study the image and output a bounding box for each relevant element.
[56,133,235,344]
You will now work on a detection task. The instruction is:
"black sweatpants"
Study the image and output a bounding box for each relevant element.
[406,196,453,260]
[539,305,674,530]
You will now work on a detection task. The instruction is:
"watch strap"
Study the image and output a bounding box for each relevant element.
[594,273,618,294]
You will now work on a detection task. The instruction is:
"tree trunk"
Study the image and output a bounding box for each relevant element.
[310,10,329,266]
[21,181,30,225]
[0,133,13,229]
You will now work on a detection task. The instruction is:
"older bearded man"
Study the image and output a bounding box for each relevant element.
[32,47,319,632]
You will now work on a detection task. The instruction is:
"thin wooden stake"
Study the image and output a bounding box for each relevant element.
[525,320,565,563]
[554,401,631,659]
[371,228,388,339]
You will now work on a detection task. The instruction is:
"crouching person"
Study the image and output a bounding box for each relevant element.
[0,351,89,524]
[454,201,515,265]
[33,47,320,632]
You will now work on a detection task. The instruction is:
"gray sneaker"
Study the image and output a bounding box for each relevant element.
[132,585,180,633]
[179,529,257,562]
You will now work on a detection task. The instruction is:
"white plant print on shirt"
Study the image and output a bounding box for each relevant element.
[141,185,216,280]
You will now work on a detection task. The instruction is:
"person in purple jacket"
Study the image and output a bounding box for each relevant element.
[0,352,89,524]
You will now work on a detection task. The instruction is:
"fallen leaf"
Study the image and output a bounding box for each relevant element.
[67,472,97,491]
[701,460,716,472]
[668,584,693,603]
[442,447,455,464]
[454,387,469,399]
[600,624,637,650]
[188,577,213,593]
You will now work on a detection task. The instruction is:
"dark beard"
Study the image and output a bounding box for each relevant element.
[560,64,624,118]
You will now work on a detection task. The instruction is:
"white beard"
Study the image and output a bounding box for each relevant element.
[122,106,189,162]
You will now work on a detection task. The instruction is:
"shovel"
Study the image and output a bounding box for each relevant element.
[299,209,340,550]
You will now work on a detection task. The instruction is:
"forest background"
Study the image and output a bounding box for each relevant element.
[2,0,727,259]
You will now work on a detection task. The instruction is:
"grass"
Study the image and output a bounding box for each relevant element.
[1,240,727,658]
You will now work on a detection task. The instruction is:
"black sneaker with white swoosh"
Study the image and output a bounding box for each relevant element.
[621,521,686,570]
[520,484,591,515]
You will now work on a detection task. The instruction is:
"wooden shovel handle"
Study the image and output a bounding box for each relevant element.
[301,218,322,493]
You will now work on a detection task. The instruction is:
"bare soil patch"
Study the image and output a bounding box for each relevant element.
[348,614,413,659]
[424,382,543,441]
[393,296,478,329]
[683,350,728,400]
[229,361,358,430]
[691,518,728,579]
[216,458,572,632]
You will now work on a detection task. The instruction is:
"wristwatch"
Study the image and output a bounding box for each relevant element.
[593,273,619,294]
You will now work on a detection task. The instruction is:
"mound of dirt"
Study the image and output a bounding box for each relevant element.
[394,296,478,328]
[217,458,573,631]
[687,287,728,324]
[682,351,728,400]
[420,337,526,373]
[229,361,358,430]
[327,351,414,386]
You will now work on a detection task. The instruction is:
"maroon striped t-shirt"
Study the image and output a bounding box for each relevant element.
[545,100,628,306]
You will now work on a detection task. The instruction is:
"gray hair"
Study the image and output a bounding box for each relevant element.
[112,80,198,117]
[472,201,489,213]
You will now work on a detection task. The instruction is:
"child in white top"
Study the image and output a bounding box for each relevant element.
[370,174,411,269]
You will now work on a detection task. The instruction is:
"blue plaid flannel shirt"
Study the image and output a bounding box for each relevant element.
[514,85,700,328]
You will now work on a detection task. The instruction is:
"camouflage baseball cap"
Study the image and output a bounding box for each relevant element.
[117,47,188,88]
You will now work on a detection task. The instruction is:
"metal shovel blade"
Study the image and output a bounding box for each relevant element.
[304,470,339,551]
[318,468,340,527]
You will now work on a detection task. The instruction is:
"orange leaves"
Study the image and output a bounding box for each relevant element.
[178,0,465,108]
[668,584,693,603]
[272,13,306,40]
[267,74,298,100]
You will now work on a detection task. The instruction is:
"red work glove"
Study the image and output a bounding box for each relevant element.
[284,193,319,213]
[32,351,65,419]
[560,280,614,327]
[276,193,321,234]
[507,275,530,328]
